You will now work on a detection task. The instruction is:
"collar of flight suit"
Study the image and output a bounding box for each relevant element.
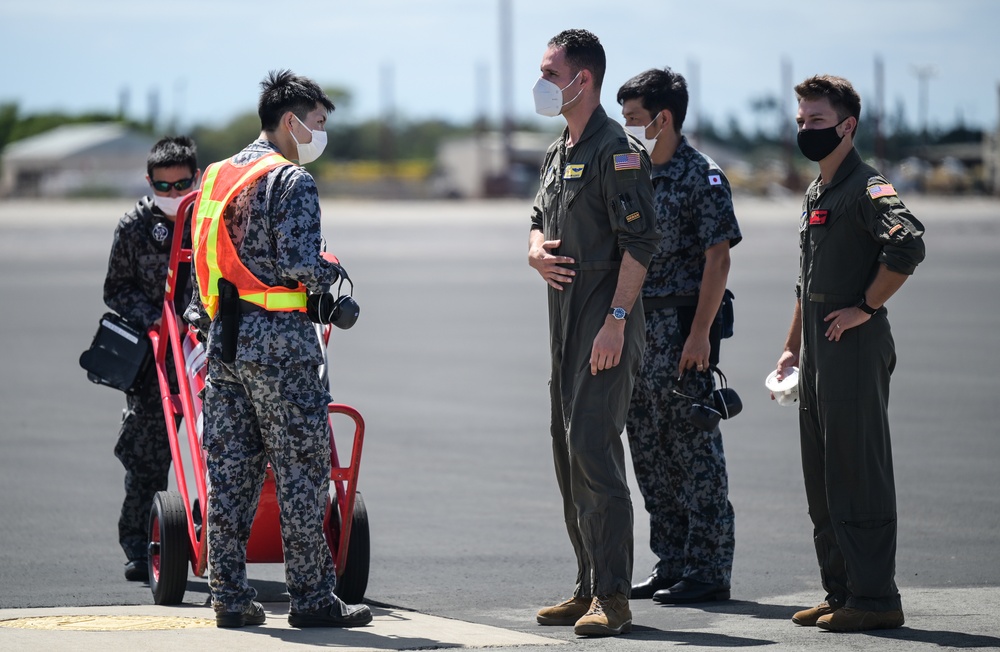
[561,104,610,151]
[814,146,863,195]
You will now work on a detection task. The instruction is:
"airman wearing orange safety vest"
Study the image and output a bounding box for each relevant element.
[192,152,308,320]
[185,70,371,630]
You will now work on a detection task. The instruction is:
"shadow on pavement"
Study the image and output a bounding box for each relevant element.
[869,628,1000,649]
[655,599,804,621]
[630,624,773,647]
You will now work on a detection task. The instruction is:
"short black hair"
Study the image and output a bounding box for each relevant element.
[548,29,606,91]
[147,136,197,178]
[258,69,335,132]
[617,68,688,134]
[794,75,862,125]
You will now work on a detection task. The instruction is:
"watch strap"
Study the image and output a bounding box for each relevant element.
[856,297,878,315]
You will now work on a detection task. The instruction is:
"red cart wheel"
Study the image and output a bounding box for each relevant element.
[148,491,189,605]
[329,491,370,604]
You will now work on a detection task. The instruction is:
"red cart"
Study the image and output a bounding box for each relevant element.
[145,192,369,605]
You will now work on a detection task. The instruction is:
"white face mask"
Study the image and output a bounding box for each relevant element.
[290,114,328,164]
[624,113,663,153]
[532,71,583,117]
[152,193,189,216]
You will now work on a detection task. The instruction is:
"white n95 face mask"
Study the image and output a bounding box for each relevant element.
[532,71,583,117]
[291,114,328,164]
[153,194,187,216]
[624,114,663,153]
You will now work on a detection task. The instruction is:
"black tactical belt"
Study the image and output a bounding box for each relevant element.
[807,292,856,304]
[239,300,267,314]
[563,261,621,271]
[643,295,698,313]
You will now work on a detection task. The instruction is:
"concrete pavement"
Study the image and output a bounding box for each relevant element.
[2,587,999,651]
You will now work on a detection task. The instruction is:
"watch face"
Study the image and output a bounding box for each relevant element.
[612,307,627,320]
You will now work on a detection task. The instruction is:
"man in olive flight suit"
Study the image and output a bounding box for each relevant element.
[528,29,660,638]
[775,75,925,633]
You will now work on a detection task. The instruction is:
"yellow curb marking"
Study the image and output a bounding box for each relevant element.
[0,615,216,631]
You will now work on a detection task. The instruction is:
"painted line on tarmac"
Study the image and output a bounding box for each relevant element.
[0,603,565,650]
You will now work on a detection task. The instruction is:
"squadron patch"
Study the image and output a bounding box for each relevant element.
[563,163,585,179]
[613,153,641,171]
[151,222,170,244]
[809,210,828,225]
[625,211,641,223]
[708,173,722,186]
[868,183,897,199]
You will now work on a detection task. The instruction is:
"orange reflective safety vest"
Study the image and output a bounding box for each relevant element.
[192,153,309,319]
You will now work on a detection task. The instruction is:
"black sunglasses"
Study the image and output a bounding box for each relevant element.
[150,177,194,192]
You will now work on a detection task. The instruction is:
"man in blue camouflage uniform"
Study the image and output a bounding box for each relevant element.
[617,69,741,605]
[528,30,660,638]
[103,136,199,582]
[777,75,924,633]
[186,70,371,629]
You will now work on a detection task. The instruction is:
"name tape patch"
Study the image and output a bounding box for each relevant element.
[563,164,585,179]
[809,209,828,225]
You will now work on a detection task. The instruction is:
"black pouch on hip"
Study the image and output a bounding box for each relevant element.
[218,278,239,363]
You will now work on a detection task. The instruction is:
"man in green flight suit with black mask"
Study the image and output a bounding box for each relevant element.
[527,28,660,638]
[775,74,925,633]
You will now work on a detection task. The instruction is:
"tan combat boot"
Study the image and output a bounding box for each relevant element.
[792,601,838,626]
[536,596,591,626]
[816,607,904,632]
[573,593,632,637]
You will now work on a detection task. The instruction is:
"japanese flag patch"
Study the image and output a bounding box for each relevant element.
[708,173,722,186]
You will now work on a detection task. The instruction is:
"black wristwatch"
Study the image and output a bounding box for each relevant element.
[608,306,628,321]
[856,297,878,316]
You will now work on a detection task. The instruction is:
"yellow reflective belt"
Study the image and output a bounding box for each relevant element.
[240,291,308,310]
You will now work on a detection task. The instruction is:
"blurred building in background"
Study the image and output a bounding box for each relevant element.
[0,124,153,198]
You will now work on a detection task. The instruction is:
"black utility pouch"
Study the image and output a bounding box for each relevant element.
[677,289,735,366]
[79,313,152,393]
[718,289,735,339]
[218,278,239,363]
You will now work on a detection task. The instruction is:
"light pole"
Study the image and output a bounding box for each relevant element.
[911,64,937,144]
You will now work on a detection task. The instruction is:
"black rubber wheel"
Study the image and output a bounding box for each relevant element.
[148,491,189,605]
[331,491,370,604]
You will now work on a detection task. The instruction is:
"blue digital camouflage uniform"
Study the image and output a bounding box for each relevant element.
[104,198,188,564]
[797,147,924,612]
[187,139,343,615]
[625,136,741,587]
[531,105,660,598]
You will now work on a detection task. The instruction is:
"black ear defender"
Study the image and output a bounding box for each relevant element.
[329,275,359,330]
[306,273,360,330]
[673,366,742,431]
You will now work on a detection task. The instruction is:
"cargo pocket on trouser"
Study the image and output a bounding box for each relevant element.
[834,517,900,608]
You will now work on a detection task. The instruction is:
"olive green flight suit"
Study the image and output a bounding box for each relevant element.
[797,147,925,612]
[530,105,660,598]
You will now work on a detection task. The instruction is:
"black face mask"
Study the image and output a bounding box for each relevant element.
[797,117,848,161]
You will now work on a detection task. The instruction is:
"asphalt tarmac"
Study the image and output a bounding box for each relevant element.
[1,196,998,651]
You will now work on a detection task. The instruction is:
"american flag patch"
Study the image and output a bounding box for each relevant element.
[613,153,641,171]
[868,183,897,199]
